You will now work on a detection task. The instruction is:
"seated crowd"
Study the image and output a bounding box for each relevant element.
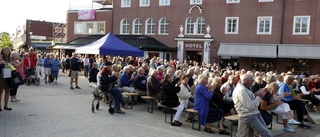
[86,54,320,136]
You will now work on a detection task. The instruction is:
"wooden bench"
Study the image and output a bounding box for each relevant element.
[185,108,200,131]
[122,92,140,109]
[158,104,176,124]
[224,114,239,137]
[141,96,155,113]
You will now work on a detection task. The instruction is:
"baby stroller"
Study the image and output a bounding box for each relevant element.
[24,68,40,86]
[91,74,114,114]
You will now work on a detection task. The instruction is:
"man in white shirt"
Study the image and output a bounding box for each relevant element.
[232,74,272,137]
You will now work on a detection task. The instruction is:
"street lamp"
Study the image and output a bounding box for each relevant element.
[29,32,33,50]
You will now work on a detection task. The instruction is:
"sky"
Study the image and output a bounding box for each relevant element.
[0,0,103,35]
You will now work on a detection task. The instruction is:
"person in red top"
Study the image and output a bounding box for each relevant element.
[308,75,317,91]
[23,53,33,78]
[28,48,37,73]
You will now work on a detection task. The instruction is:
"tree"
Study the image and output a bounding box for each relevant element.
[0,32,13,49]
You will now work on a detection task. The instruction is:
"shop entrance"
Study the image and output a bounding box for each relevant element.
[186,51,202,63]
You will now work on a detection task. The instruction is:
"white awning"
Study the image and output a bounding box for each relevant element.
[218,43,277,58]
[278,44,320,59]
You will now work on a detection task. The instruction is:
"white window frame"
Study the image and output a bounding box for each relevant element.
[197,17,205,34]
[293,16,310,35]
[145,18,155,35]
[225,17,239,34]
[258,0,273,2]
[158,18,169,35]
[74,21,105,35]
[190,0,202,5]
[121,0,131,7]
[257,16,272,35]
[133,18,142,34]
[159,0,170,6]
[140,0,150,7]
[226,0,240,4]
[185,17,194,35]
[185,17,206,35]
[120,19,130,34]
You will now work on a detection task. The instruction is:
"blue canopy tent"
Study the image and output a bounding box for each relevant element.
[76,33,144,56]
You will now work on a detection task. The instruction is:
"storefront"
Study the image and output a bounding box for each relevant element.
[218,44,320,74]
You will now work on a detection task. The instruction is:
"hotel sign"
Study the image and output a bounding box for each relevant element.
[185,44,202,49]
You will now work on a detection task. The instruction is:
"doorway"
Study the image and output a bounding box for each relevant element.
[186,51,202,63]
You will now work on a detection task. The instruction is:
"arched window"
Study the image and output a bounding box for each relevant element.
[197,17,205,34]
[185,17,194,34]
[145,18,155,34]
[133,18,142,34]
[159,18,169,34]
[120,19,130,34]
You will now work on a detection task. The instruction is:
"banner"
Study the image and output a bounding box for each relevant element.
[78,9,96,20]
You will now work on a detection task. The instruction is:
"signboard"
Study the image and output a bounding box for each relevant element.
[78,9,96,20]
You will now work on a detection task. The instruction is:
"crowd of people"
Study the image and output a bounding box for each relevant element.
[81,53,320,136]
[1,48,320,136]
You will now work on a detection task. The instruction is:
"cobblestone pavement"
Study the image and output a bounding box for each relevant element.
[1,72,320,137]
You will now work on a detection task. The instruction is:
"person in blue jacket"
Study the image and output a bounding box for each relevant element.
[51,55,60,84]
[193,74,215,133]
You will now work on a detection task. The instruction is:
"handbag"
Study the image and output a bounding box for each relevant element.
[1,68,11,78]
[11,71,24,86]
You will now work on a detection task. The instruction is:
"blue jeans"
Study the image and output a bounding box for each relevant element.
[108,88,124,110]
[238,113,272,137]
[52,70,59,79]
[84,65,89,77]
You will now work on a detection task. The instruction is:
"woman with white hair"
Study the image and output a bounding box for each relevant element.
[10,51,24,102]
[261,82,300,133]
[193,74,215,133]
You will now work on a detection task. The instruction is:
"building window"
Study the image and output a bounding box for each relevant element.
[159,0,170,6]
[86,23,94,33]
[121,0,131,7]
[98,22,105,34]
[293,16,310,35]
[185,17,206,35]
[74,21,105,34]
[159,18,169,34]
[225,17,239,34]
[257,16,272,35]
[186,18,194,34]
[190,0,202,4]
[140,0,150,7]
[133,18,142,34]
[120,19,130,34]
[259,0,273,2]
[197,17,205,34]
[145,18,155,34]
[226,0,239,3]
[74,22,85,34]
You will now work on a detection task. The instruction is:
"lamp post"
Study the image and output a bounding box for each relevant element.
[29,32,33,50]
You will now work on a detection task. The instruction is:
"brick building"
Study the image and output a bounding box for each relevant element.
[12,19,65,52]
[111,0,320,74]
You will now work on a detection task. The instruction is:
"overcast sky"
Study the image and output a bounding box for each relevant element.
[0,0,103,35]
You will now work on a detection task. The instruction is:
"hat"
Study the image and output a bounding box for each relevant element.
[105,62,113,66]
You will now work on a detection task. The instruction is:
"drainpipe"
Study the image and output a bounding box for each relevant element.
[280,0,285,45]
[314,0,318,44]
[111,1,114,33]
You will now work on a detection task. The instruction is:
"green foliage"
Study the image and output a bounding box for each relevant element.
[0,32,13,49]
